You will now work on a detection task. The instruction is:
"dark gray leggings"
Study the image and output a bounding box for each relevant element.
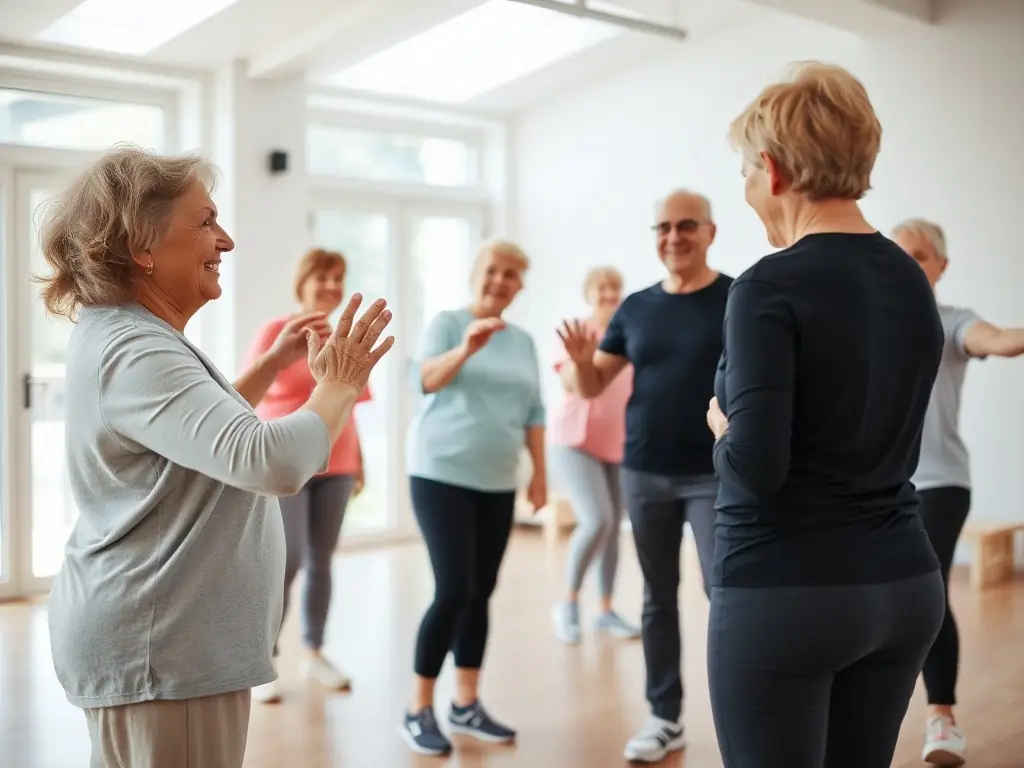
[278,474,355,651]
[708,571,945,768]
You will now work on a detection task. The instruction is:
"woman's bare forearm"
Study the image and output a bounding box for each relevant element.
[301,381,360,444]
[421,344,471,393]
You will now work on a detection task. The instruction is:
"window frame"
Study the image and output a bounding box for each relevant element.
[306,106,488,195]
[0,71,181,154]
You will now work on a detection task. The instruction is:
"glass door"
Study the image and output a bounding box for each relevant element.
[406,209,481,340]
[403,207,483,421]
[0,171,10,599]
[309,206,399,539]
[307,201,485,544]
[10,171,77,593]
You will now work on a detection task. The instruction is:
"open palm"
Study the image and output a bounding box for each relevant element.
[557,319,598,365]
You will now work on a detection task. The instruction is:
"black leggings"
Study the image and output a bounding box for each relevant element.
[708,571,945,768]
[410,476,515,679]
[917,486,971,706]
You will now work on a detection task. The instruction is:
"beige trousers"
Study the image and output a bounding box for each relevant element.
[84,690,251,768]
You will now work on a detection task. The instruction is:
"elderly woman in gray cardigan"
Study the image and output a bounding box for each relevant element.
[38,145,395,768]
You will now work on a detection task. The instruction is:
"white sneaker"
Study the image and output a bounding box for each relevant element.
[623,716,686,763]
[252,678,281,704]
[552,602,581,645]
[300,654,352,690]
[922,715,966,766]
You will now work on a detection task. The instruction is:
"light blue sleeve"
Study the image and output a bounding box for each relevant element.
[524,334,546,428]
[409,311,459,392]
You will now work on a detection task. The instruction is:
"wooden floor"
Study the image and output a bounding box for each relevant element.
[2,529,1022,767]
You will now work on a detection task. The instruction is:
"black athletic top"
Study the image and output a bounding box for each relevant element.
[600,274,732,477]
[712,233,944,588]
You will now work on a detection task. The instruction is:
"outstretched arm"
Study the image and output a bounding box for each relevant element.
[238,313,331,407]
[102,328,332,497]
[964,321,1024,358]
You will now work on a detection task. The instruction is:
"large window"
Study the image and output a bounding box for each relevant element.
[307,124,478,187]
[0,88,167,152]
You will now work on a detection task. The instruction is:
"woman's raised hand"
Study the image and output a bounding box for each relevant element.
[557,319,598,365]
[306,294,395,391]
[462,317,506,356]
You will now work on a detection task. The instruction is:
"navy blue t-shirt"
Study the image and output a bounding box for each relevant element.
[600,274,732,477]
[712,233,943,588]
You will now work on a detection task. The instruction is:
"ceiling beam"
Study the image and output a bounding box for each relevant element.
[246,0,392,79]
[505,0,688,41]
[246,0,483,80]
[740,0,934,36]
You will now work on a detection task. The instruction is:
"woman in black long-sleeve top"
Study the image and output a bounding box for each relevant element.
[704,62,946,768]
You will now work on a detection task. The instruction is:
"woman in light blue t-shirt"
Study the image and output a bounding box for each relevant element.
[400,240,547,757]
[895,219,1024,767]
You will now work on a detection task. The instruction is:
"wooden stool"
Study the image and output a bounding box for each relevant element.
[961,522,1024,591]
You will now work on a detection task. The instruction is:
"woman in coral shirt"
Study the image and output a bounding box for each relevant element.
[550,267,638,644]
[244,248,370,703]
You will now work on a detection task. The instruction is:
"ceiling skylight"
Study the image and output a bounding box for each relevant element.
[37,0,242,56]
[327,0,630,103]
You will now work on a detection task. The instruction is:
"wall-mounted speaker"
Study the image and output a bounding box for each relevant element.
[268,150,288,174]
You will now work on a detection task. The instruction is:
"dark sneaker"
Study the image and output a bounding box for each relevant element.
[400,706,452,756]
[448,700,516,743]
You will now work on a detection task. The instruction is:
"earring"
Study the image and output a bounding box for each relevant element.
[145,263,154,275]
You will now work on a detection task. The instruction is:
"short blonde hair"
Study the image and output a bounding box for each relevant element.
[892,218,948,261]
[36,144,217,319]
[472,238,530,277]
[293,248,347,301]
[582,266,623,300]
[728,61,882,201]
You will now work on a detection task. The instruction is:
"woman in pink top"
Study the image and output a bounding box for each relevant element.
[550,267,639,644]
[244,248,371,703]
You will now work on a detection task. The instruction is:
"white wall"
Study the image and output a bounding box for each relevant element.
[512,1,1024,534]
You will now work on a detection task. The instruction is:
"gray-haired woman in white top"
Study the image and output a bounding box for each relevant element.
[894,218,1024,767]
[37,145,394,768]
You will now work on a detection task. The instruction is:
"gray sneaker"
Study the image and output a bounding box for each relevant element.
[594,610,641,639]
[552,601,581,644]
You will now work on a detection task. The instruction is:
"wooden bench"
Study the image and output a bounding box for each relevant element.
[539,495,576,548]
[514,492,576,547]
[960,522,1024,591]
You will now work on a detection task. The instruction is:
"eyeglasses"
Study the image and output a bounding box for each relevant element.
[651,219,709,236]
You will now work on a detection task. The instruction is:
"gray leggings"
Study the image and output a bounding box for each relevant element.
[278,474,355,651]
[551,444,625,597]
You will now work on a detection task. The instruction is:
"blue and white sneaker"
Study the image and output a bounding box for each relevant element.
[594,610,641,639]
[400,706,452,756]
[448,700,516,743]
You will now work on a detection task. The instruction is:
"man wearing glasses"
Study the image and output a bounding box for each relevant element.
[557,189,731,764]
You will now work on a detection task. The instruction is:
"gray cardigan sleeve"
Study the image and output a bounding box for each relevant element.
[97,326,331,496]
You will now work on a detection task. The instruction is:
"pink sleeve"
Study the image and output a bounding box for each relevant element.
[552,330,571,372]
[357,383,372,404]
[242,319,284,369]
